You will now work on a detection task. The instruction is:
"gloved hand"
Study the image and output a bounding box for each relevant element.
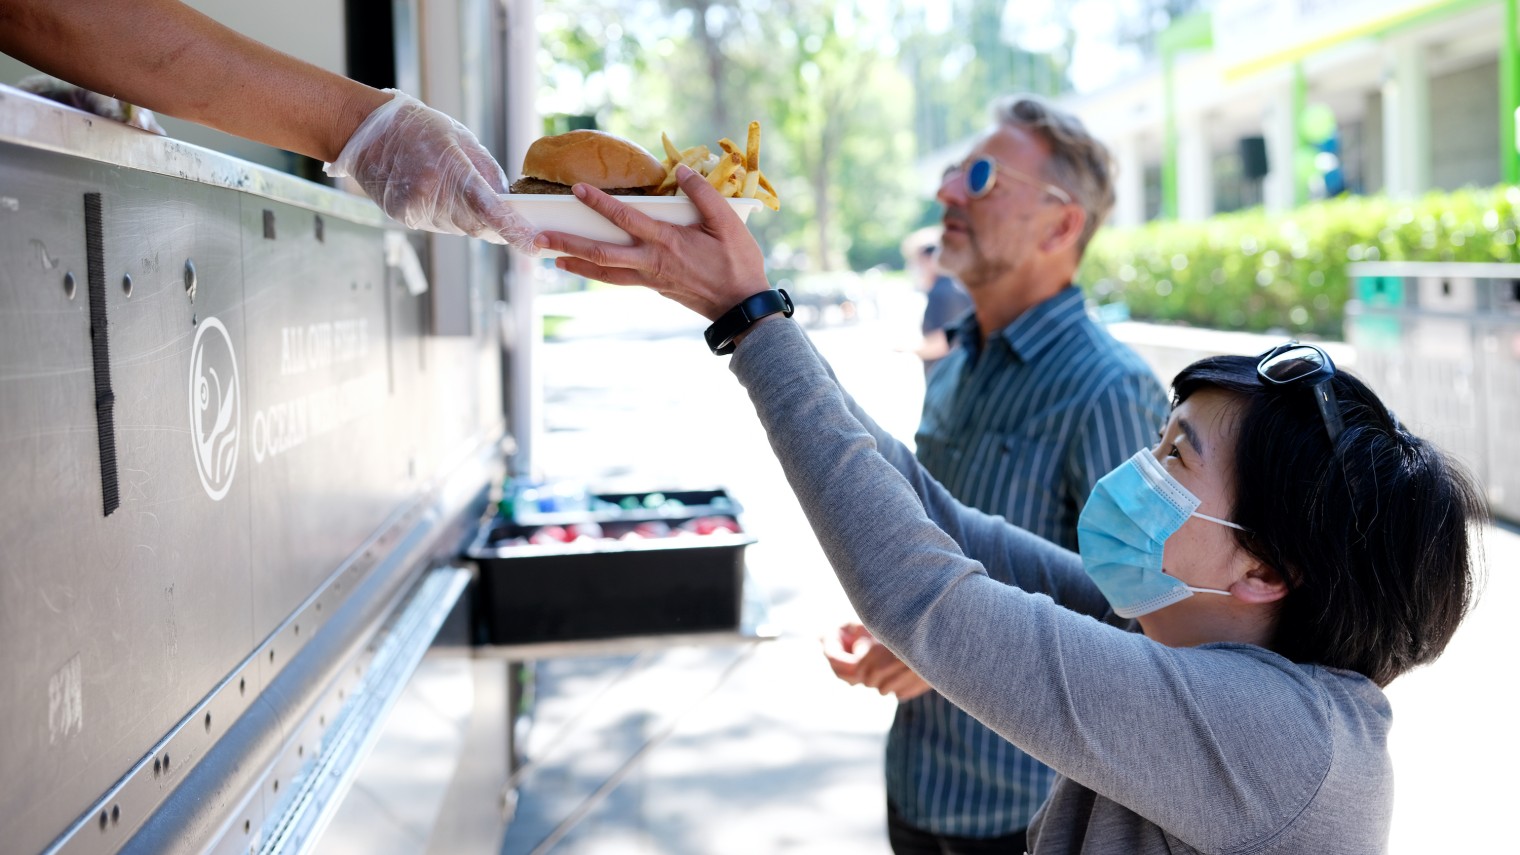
[325,89,537,252]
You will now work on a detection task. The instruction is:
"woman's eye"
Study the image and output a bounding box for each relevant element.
[1167,444,1181,459]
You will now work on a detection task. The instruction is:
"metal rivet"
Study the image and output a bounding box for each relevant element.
[111,806,120,824]
[64,271,77,300]
[239,677,246,696]
[121,274,133,297]
[99,811,108,831]
[314,215,324,242]
[154,757,161,776]
[163,751,170,769]
[244,819,251,835]
[273,779,279,794]
[294,623,300,637]
[269,649,275,664]
[298,744,305,758]
[184,259,197,302]
[204,712,212,732]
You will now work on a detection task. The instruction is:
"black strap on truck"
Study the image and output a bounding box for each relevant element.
[84,191,120,516]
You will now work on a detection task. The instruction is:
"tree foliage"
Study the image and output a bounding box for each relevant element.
[894,0,1072,160]
[535,0,1074,272]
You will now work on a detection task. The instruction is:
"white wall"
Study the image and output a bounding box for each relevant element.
[1057,2,1506,220]
[1430,58,1502,191]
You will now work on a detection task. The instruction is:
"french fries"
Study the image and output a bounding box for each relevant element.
[655,121,780,211]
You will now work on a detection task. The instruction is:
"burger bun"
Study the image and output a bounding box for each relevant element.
[518,130,666,192]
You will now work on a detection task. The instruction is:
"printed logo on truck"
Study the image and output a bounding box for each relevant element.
[188,316,240,501]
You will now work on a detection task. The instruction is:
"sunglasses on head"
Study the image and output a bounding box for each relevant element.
[1257,342,1344,443]
[943,155,1072,204]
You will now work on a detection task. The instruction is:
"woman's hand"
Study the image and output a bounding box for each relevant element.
[535,165,772,320]
[822,621,933,701]
[325,90,538,251]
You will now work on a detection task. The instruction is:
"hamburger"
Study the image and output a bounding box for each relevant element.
[509,130,667,196]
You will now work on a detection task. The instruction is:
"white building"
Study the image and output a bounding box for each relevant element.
[1062,0,1516,226]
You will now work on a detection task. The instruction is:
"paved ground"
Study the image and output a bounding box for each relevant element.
[501,283,1517,854]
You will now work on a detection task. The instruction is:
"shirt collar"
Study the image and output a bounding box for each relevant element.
[949,285,1087,364]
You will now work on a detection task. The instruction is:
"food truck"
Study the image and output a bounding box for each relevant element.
[0,2,759,852]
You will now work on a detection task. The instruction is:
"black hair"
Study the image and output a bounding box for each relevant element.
[1171,354,1487,687]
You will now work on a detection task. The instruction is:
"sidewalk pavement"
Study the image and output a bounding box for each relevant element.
[504,286,1516,854]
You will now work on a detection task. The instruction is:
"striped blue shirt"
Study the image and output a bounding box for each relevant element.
[888,285,1168,837]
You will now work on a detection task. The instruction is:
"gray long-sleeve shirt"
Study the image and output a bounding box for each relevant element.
[729,317,1394,854]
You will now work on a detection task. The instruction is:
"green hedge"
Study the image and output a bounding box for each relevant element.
[1078,186,1520,338]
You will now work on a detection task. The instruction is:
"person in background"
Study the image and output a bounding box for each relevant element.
[0,0,536,250]
[533,146,1487,855]
[900,226,972,373]
[823,96,1168,854]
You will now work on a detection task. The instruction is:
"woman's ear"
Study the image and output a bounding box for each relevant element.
[1232,561,1289,605]
[1040,204,1086,255]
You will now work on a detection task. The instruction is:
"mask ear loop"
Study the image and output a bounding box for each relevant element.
[1183,499,1249,599]
[1193,510,1249,532]
[1184,584,1233,597]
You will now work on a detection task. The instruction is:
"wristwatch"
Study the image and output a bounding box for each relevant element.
[704,288,793,355]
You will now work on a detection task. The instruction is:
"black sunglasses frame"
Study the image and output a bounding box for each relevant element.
[1257,342,1345,444]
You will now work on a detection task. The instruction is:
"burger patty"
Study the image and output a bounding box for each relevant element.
[508,177,652,196]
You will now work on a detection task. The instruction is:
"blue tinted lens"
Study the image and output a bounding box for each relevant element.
[966,158,995,196]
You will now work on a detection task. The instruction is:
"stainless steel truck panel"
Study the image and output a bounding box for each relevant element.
[1,84,509,854]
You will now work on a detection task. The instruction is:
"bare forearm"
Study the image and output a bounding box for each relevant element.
[0,0,388,161]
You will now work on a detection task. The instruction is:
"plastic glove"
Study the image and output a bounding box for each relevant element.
[325,89,536,252]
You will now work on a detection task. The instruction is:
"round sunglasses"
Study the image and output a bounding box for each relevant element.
[943,155,1073,204]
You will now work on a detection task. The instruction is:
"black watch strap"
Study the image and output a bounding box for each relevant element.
[704,288,793,355]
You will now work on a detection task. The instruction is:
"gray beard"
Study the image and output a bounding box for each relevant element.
[952,234,1014,291]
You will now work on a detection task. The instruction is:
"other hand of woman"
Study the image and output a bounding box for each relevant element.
[534,165,771,320]
[822,621,875,684]
[325,89,537,252]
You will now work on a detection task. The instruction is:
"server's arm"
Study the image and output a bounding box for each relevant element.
[0,0,536,247]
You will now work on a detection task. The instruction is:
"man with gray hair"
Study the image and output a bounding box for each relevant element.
[824,95,1167,853]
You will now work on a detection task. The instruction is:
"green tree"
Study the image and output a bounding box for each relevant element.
[533,0,1074,273]
[895,0,1074,160]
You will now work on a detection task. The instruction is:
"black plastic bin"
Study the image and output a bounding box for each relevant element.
[468,489,755,645]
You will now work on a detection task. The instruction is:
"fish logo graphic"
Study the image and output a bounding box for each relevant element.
[188,317,240,501]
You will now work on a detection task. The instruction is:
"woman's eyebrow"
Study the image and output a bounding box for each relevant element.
[1177,418,1205,459]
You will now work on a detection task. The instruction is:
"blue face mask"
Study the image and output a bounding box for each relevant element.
[1077,448,1246,618]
